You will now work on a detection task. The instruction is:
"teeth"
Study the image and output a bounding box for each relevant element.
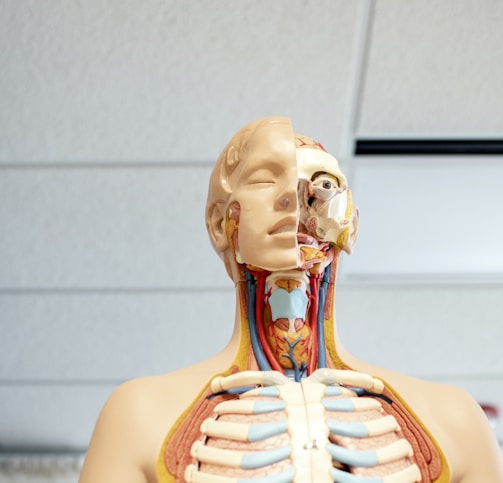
[271,225,297,235]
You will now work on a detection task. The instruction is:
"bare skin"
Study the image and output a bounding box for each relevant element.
[79,117,503,483]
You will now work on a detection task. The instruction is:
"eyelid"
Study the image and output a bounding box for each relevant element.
[311,172,347,190]
[246,168,276,185]
[312,173,339,184]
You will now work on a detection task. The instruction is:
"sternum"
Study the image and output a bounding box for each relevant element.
[278,381,333,482]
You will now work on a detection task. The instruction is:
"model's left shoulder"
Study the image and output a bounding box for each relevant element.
[421,381,503,482]
[430,382,491,436]
[363,368,502,482]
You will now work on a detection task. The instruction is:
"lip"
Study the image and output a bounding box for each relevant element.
[297,233,318,247]
[269,216,298,235]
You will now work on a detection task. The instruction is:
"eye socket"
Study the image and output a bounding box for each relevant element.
[312,174,340,190]
[310,173,343,201]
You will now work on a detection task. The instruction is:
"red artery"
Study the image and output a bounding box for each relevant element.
[255,270,285,374]
[307,274,320,375]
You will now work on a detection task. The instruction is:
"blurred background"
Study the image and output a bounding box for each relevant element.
[1,0,502,481]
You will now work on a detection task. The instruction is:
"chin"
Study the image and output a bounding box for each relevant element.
[250,252,299,272]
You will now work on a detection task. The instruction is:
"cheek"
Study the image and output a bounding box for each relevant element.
[227,202,265,263]
[237,210,267,246]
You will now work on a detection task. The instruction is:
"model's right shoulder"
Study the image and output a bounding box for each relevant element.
[78,376,164,483]
[79,369,212,483]
[79,346,238,483]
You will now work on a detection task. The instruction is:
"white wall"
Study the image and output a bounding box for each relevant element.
[1,1,502,479]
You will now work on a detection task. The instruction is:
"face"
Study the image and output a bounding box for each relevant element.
[297,147,355,250]
[222,122,357,272]
[227,121,300,271]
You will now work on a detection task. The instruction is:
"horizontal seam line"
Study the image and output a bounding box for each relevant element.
[0,286,233,295]
[2,375,503,386]
[0,379,125,386]
[0,161,214,169]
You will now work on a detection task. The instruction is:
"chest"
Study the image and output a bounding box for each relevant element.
[159,369,445,483]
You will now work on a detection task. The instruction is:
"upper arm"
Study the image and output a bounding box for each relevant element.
[79,380,153,483]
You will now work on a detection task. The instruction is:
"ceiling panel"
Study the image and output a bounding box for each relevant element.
[358,0,503,137]
[0,0,357,163]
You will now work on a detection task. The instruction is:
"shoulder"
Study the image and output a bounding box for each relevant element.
[354,363,502,482]
[431,383,503,482]
[79,359,227,483]
[391,376,502,482]
[89,356,228,442]
[79,376,170,483]
[88,368,211,450]
[94,375,175,433]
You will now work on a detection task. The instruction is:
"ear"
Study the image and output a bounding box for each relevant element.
[206,202,229,254]
[343,206,359,254]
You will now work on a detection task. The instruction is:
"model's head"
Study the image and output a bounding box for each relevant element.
[206,117,358,277]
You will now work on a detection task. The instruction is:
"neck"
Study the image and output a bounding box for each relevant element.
[230,250,348,381]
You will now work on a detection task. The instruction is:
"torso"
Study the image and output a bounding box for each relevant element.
[149,353,456,483]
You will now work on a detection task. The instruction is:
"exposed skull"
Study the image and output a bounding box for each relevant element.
[296,147,358,253]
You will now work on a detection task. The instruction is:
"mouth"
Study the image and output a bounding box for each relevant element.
[297,233,318,247]
[270,225,297,235]
[269,216,298,235]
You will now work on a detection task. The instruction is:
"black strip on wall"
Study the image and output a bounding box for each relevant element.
[355,139,503,155]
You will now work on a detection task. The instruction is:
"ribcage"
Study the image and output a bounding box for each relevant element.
[184,369,421,483]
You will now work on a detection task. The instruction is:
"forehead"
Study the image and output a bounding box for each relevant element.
[247,123,296,161]
[232,122,297,179]
[296,148,347,184]
[229,123,347,185]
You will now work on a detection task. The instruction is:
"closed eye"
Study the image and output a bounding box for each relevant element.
[246,169,276,185]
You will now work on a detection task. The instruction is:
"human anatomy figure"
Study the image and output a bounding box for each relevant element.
[79,117,503,483]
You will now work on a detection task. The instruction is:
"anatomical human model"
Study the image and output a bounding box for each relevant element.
[79,117,503,483]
